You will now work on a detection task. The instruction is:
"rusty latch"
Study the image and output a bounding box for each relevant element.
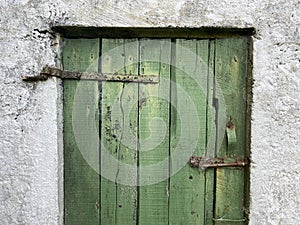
[189,156,248,171]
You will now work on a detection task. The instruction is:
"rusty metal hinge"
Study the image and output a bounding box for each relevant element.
[212,217,247,222]
[22,66,159,83]
[189,156,248,170]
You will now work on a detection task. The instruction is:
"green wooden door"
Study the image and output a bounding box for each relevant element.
[63,37,249,225]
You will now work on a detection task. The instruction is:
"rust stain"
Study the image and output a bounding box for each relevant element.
[226,116,235,130]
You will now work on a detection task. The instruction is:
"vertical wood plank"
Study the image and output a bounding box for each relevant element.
[138,39,171,225]
[204,39,216,225]
[100,39,123,225]
[63,38,100,225]
[169,39,208,225]
[100,39,138,225]
[214,38,248,225]
[116,39,139,225]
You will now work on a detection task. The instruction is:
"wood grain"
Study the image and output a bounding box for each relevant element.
[214,38,247,225]
[100,38,138,225]
[169,39,208,225]
[63,38,100,225]
[138,39,171,225]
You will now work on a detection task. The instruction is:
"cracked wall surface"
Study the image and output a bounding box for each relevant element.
[0,0,299,224]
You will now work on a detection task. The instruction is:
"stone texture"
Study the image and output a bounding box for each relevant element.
[0,0,299,224]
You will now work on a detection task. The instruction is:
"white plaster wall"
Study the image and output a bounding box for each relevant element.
[0,0,299,224]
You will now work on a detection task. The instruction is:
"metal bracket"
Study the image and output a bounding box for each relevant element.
[189,156,248,171]
[22,66,159,83]
[212,217,247,222]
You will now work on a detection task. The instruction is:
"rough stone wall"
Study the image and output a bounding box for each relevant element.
[0,0,299,224]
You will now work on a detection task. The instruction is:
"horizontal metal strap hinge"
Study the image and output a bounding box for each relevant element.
[22,66,159,83]
[189,156,248,170]
[212,217,247,222]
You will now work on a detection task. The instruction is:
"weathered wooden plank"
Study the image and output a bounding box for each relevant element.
[214,38,248,224]
[116,39,139,225]
[63,38,100,225]
[100,38,123,225]
[204,39,216,225]
[100,38,138,225]
[138,39,171,225]
[169,39,208,225]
